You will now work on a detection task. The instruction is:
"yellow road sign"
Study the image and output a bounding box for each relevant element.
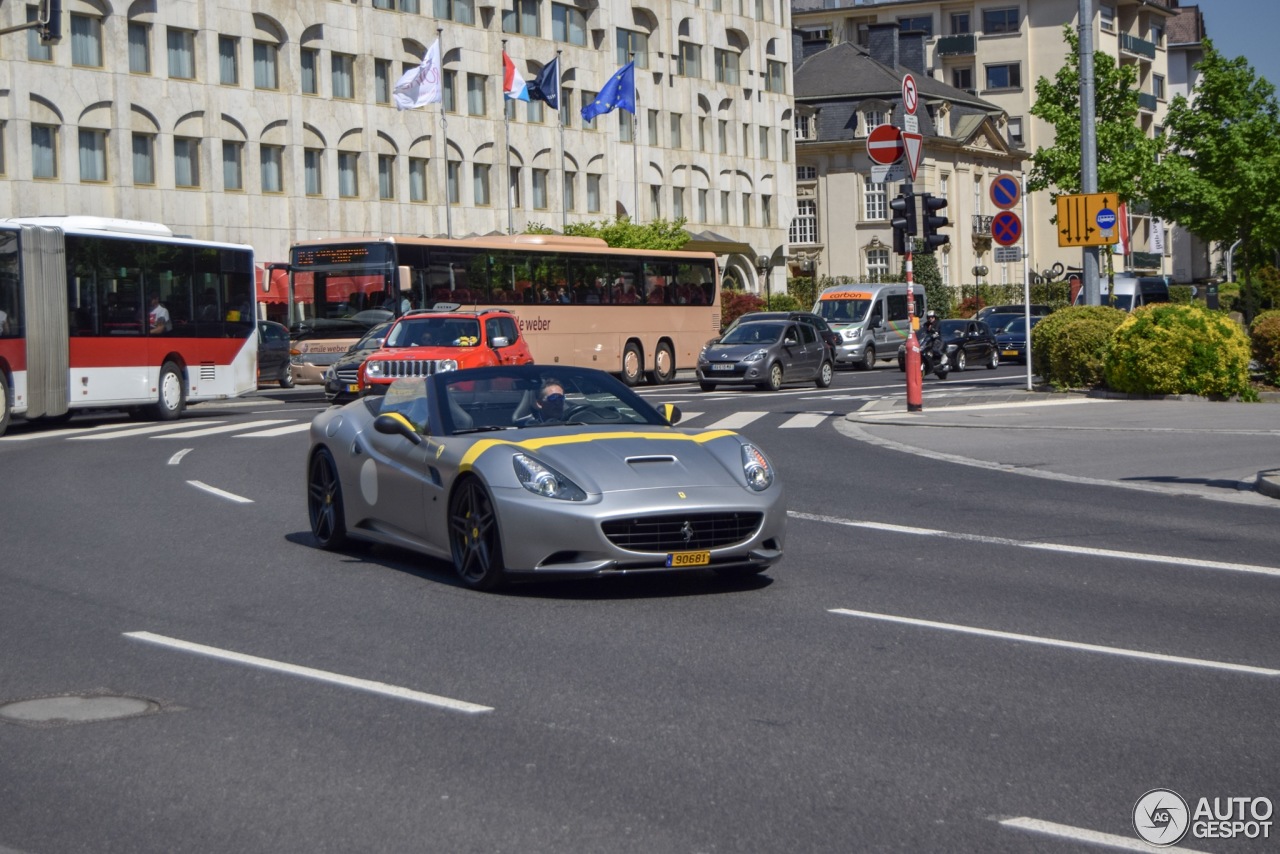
[1055,193,1120,247]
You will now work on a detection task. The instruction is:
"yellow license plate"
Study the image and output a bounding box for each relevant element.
[346,383,360,393]
[1002,350,1018,357]
[666,551,711,567]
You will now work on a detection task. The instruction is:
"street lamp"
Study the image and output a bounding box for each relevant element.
[756,254,772,309]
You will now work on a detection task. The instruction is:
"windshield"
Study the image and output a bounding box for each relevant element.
[1000,318,1028,336]
[815,298,872,324]
[436,365,670,433]
[983,313,1023,334]
[386,317,482,348]
[720,322,785,345]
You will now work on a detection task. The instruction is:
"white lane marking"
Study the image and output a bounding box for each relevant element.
[187,480,254,504]
[858,398,1096,416]
[789,510,1280,578]
[705,411,767,430]
[830,609,1280,678]
[0,420,131,441]
[235,422,312,438]
[69,421,227,440]
[153,419,291,438]
[780,412,832,429]
[672,411,703,425]
[167,448,193,466]
[998,817,1211,853]
[124,631,493,713]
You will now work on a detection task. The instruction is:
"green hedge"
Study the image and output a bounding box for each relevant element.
[1104,304,1253,399]
[1030,305,1128,390]
[1251,309,1280,384]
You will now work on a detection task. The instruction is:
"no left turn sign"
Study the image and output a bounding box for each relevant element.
[902,74,918,115]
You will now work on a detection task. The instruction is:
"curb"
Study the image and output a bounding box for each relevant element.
[1257,470,1280,500]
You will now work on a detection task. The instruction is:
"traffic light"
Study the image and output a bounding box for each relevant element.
[889,192,916,256]
[920,192,950,253]
[39,0,61,44]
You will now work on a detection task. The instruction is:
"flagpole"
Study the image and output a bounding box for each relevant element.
[630,53,639,222]
[503,40,513,234]
[557,50,567,233]
[438,27,452,239]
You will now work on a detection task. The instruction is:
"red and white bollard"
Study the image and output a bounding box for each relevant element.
[904,248,923,412]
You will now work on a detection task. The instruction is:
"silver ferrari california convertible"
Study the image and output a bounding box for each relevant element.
[306,364,785,590]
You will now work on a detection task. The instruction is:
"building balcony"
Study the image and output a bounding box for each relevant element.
[1137,92,1158,111]
[1119,33,1157,60]
[972,214,993,235]
[936,34,976,56]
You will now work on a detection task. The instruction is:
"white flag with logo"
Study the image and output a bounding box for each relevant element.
[394,39,442,110]
[1150,217,1166,254]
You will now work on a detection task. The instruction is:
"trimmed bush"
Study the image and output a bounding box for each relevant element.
[720,289,764,331]
[1030,305,1128,390]
[1104,304,1253,398]
[1251,309,1280,384]
[765,293,801,312]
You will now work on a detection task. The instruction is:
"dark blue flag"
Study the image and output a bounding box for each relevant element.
[581,62,636,122]
[526,56,561,110]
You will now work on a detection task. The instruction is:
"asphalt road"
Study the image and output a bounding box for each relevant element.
[1,364,1276,853]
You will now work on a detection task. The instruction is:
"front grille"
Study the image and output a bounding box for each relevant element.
[380,359,448,379]
[335,366,359,383]
[601,512,763,552]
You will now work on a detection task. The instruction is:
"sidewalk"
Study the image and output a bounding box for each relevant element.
[842,387,1280,504]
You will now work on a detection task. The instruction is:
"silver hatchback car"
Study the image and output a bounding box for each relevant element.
[697,320,834,391]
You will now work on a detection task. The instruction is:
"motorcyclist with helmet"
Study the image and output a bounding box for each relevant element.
[922,310,946,367]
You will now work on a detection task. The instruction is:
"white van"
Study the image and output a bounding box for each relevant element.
[1074,275,1171,312]
[812,283,926,370]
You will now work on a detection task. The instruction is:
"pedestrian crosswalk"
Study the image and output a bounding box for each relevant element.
[3,409,844,445]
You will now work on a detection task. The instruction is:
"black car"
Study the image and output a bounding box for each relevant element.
[898,319,1000,372]
[976,304,1053,321]
[994,315,1043,364]
[723,311,841,361]
[323,321,393,403]
[257,320,294,388]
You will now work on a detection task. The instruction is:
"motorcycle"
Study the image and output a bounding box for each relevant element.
[917,331,950,380]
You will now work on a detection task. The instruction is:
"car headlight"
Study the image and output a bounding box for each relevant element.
[741,443,774,492]
[843,328,860,341]
[437,360,459,372]
[365,361,385,378]
[742,348,768,363]
[324,366,337,381]
[513,453,587,501]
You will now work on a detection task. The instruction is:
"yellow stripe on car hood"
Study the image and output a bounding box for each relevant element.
[459,430,738,472]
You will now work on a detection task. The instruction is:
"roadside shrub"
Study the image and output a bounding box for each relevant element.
[1250,309,1280,384]
[720,289,764,331]
[956,295,985,318]
[787,276,818,311]
[766,292,800,312]
[1030,305,1128,390]
[1104,303,1253,398]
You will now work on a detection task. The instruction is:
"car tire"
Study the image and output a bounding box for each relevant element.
[953,351,967,372]
[449,477,507,591]
[279,362,295,388]
[307,448,349,550]
[0,374,10,438]
[650,342,676,385]
[699,382,717,392]
[856,345,875,371]
[148,361,186,421]
[987,350,999,370]
[620,342,643,387]
[758,362,784,391]
[815,360,833,388]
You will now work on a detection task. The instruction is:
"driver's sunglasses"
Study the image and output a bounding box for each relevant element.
[542,393,565,404]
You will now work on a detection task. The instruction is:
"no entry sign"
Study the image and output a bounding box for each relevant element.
[866,125,904,165]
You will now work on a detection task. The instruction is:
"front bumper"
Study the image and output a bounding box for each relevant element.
[697,362,766,384]
[493,483,786,576]
[833,339,870,365]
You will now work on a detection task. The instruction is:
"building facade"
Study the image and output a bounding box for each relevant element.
[792,0,1177,285]
[0,0,794,292]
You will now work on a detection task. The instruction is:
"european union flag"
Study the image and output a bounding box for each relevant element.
[581,62,636,122]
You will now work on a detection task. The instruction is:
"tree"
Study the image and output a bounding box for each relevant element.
[1146,40,1280,323]
[526,217,691,250]
[898,243,952,318]
[1027,26,1159,203]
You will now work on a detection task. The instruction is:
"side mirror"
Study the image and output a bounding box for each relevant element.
[659,403,683,425]
[374,412,424,445]
[784,336,798,346]
[490,336,510,348]
[870,317,882,329]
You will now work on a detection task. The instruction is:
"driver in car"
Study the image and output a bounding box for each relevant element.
[517,379,567,425]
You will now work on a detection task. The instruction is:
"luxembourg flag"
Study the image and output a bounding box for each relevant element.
[503,51,530,101]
